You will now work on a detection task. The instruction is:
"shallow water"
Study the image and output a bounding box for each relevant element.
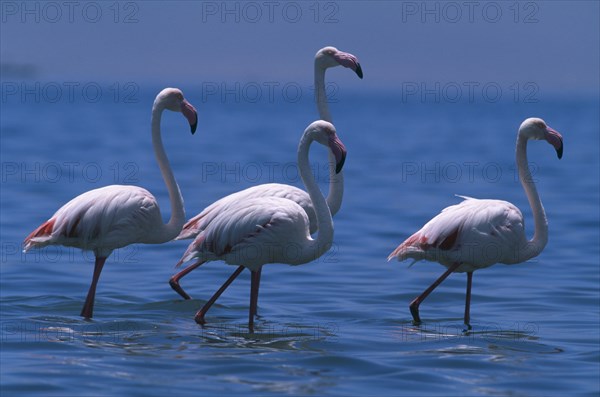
[1,88,599,396]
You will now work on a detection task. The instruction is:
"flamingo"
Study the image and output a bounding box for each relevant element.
[388,118,564,328]
[175,120,346,331]
[169,46,362,299]
[23,88,198,319]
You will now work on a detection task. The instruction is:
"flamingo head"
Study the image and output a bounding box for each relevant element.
[155,88,198,134]
[308,120,347,174]
[315,46,363,79]
[519,117,563,159]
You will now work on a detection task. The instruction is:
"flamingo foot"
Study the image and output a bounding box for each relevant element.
[168,260,205,300]
[194,311,207,325]
[169,277,192,300]
[409,299,422,324]
[80,304,94,319]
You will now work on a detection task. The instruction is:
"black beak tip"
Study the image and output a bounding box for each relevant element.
[556,136,563,159]
[355,64,363,79]
[190,119,198,135]
[336,152,347,174]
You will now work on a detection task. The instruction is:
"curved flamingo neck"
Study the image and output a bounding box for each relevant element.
[297,131,334,263]
[314,64,332,122]
[315,62,343,218]
[151,103,186,242]
[516,134,548,261]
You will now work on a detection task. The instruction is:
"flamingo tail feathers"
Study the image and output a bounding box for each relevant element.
[23,219,56,252]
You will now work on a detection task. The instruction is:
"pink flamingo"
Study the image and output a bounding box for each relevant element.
[175,120,346,331]
[23,88,198,318]
[388,118,563,328]
[170,46,361,299]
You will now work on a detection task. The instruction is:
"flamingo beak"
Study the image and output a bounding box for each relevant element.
[329,134,347,173]
[355,63,364,79]
[546,126,563,159]
[555,136,563,159]
[181,99,198,134]
[334,51,363,79]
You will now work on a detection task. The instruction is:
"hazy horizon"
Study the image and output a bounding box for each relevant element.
[1,1,599,97]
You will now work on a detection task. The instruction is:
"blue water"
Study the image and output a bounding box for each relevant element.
[1,88,599,396]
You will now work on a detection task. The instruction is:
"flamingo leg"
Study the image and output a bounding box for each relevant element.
[169,261,205,300]
[80,256,107,319]
[409,262,462,324]
[248,268,262,332]
[464,272,473,329]
[194,266,245,325]
[250,268,262,317]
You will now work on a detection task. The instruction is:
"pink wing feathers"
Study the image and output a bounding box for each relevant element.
[176,196,311,270]
[389,196,526,270]
[24,185,161,254]
[176,183,316,240]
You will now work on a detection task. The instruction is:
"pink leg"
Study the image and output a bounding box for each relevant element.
[80,256,107,318]
[409,262,462,324]
[248,268,262,333]
[169,261,205,300]
[194,266,245,325]
[250,268,262,318]
[464,272,473,329]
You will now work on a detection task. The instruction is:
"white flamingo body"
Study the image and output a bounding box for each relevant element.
[176,120,347,330]
[392,196,529,273]
[176,46,361,242]
[389,118,564,327]
[177,183,317,239]
[23,88,198,318]
[25,186,168,256]
[178,196,315,270]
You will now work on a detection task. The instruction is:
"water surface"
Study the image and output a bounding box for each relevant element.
[1,89,599,396]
